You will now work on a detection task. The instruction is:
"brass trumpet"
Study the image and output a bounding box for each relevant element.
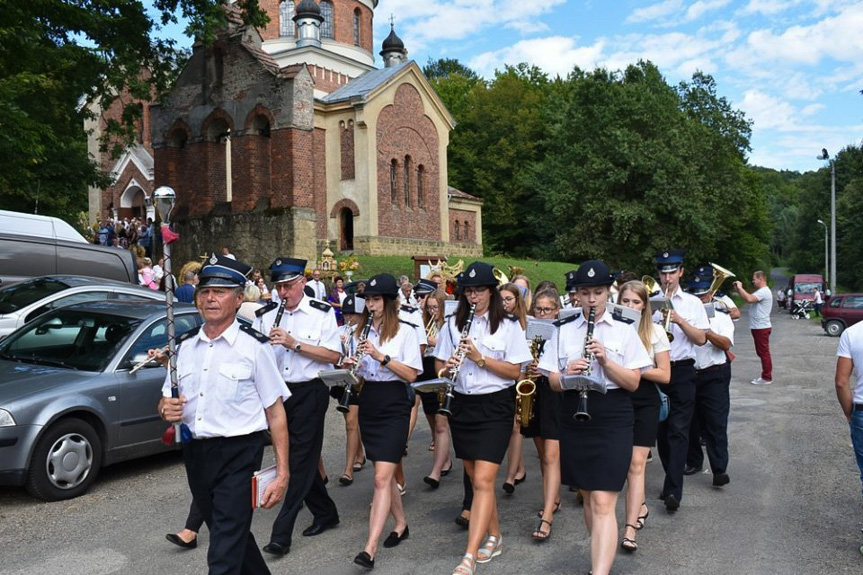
[644,275,674,342]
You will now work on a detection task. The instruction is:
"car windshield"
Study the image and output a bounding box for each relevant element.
[795,282,821,294]
[0,277,71,314]
[0,309,141,371]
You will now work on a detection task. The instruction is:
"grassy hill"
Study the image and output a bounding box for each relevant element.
[338,255,576,290]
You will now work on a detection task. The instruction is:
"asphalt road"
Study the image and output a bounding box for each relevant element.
[2,280,861,574]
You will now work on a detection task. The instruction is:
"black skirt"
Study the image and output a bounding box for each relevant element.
[417,356,442,415]
[559,388,633,492]
[630,378,661,447]
[520,377,561,440]
[358,381,412,463]
[449,387,515,464]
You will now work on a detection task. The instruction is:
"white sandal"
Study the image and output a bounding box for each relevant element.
[452,552,476,575]
[476,534,503,563]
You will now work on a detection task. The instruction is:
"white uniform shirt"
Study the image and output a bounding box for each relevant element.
[539,310,652,390]
[749,286,773,330]
[695,309,735,370]
[715,294,739,322]
[837,321,863,404]
[648,322,671,363]
[252,296,341,383]
[653,287,710,362]
[399,305,428,346]
[434,312,532,395]
[355,321,424,382]
[162,320,290,439]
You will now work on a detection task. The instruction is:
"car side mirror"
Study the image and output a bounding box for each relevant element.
[127,352,157,371]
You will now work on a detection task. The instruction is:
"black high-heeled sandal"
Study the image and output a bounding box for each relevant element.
[636,502,649,530]
[621,523,638,552]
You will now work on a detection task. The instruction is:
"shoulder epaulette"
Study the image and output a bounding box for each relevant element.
[400,304,418,313]
[554,314,579,327]
[239,323,270,344]
[716,305,731,315]
[610,308,636,325]
[309,299,332,312]
[255,300,278,317]
[399,319,419,329]
[505,314,519,322]
[177,326,200,345]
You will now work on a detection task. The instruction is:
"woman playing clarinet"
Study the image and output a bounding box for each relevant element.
[434,262,531,575]
[538,260,651,575]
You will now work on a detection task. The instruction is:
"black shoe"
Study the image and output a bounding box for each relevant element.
[302,518,339,537]
[382,525,409,548]
[502,481,515,494]
[515,471,527,485]
[683,465,702,476]
[354,551,375,569]
[339,474,354,486]
[441,463,453,477]
[664,494,680,512]
[165,533,197,550]
[423,476,440,489]
[262,541,290,556]
[712,472,730,487]
[454,511,470,529]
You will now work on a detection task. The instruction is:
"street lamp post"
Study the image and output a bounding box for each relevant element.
[818,149,837,295]
[817,219,828,288]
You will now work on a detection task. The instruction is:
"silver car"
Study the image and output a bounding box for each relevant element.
[0,300,202,501]
[0,276,165,340]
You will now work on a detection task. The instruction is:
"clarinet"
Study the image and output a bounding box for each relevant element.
[273,298,287,328]
[337,321,372,413]
[438,303,476,417]
[574,306,596,421]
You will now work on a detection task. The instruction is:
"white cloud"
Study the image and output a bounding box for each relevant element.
[739,0,803,16]
[685,0,732,22]
[739,90,799,130]
[469,36,606,78]
[626,0,684,24]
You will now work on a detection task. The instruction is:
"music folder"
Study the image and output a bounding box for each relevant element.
[318,369,360,388]
[251,464,277,509]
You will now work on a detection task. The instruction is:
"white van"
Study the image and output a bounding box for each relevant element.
[0,210,87,243]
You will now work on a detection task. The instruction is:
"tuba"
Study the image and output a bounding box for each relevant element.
[515,337,543,427]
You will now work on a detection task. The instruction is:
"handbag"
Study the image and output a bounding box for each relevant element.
[656,384,670,422]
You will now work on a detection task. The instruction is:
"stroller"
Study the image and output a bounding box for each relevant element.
[790,299,811,320]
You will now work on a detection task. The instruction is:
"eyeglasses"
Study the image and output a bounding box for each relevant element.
[501,296,516,303]
[534,307,556,314]
[427,306,439,313]
[464,287,489,295]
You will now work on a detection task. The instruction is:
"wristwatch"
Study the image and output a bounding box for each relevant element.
[476,355,486,368]
[380,354,392,367]
[294,343,302,353]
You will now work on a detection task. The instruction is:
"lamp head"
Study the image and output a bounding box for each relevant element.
[817,148,829,160]
[153,186,176,223]
[817,219,825,225]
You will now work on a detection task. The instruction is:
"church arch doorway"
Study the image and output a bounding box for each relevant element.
[339,207,354,251]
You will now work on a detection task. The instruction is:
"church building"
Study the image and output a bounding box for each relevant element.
[88,0,483,268]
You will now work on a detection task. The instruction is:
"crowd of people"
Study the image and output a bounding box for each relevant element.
[151,248,777,575]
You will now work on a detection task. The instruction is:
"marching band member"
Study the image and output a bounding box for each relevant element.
[334,294,366,485]
[254,257,341,557]
[415,282,454,488]
[395,287,428,494]
[617,280,671,552]
[521,288,563,541]
[343,273,423,570]
[434,262,532,575]
[539,260,651,575]
[500,283,528,494]
[653,249,709,512]
[685,269,734,487]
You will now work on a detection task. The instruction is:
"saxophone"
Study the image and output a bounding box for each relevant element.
[336,321,372,414]
[515,336,543,427]
[438,303,476,417]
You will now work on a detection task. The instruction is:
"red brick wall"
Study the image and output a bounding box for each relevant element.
[260,0,373,53]
[376,83,441,241]
[314,127,328,238]
[308,65,352,94]
[340,119,355,180]
[449,208,477,244]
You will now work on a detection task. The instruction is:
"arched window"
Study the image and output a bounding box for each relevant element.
[353,9,361,46]
[320,0,334,39]
[279,1,295,37]
[464,221,470,242]
[403,156,412,207]
[417,165,425,208]
[454,221,460,241]
[390,159,398,202]
[252,115,270,137]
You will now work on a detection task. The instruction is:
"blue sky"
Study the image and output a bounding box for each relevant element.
[156,1,863,172]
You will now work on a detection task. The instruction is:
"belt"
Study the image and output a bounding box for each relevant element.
[854,403,863,411]
[696,362,728,373]
[286,378,323,391]
[671,359,695,367]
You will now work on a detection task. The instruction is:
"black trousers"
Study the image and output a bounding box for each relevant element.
[184,498,205,532]
[184,432,269,575]
[269,381,339,547]
[657,362,696,502]
[687,363,731,474]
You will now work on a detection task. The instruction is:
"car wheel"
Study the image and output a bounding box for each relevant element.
[826,320,845,337]
[25,418,102,501]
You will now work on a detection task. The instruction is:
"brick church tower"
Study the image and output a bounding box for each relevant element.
[101,1,483,269]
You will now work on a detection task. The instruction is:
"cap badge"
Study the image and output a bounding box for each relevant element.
[275,259,282,266]
[587,268,595,278]
[694,275,701,282]
[663,252,669,258]
[209,254,218,265]
[370,279,377,286]
[469,269,477,278]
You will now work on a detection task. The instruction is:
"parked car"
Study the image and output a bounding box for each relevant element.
[788,273,824,308]
[0,231,138,286]
[0,300,202,500]
[821,293,863,336]
[0,276,164,340]
[0,209,88,243]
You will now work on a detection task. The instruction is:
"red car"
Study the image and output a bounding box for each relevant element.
[822,293,863,336]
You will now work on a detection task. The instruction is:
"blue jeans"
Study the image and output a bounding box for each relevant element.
[851,408,863,497]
